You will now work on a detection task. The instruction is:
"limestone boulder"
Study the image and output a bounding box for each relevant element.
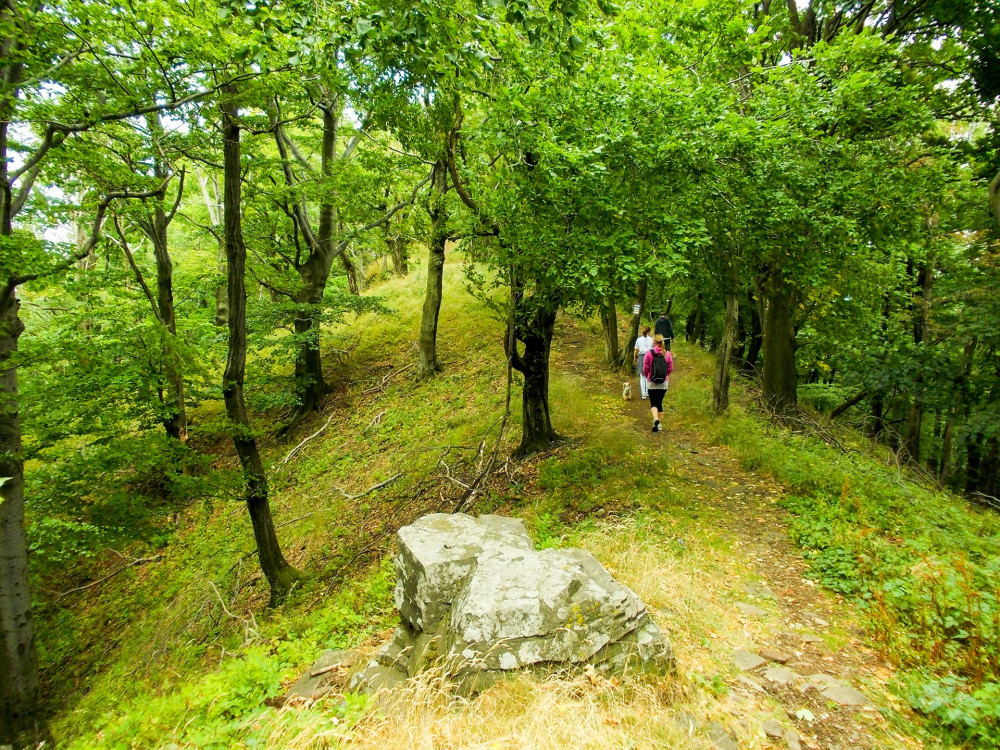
[351,513,674,694]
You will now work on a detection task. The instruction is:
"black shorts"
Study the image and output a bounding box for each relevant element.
[648,388,666,410]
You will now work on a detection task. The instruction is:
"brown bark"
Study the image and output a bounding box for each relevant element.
[340,249,359,295]
[761,267,798,415]
[272,103,344,433]
[618,280,647,369]
[739,289,763,373]
[0,5,49,740]
[222,90,300,607]
[388,234,409,276]
[140,113,187,441]
[509,302,558,457]
[900,262,933,463]
[417,159,447,380]
[713,293,739,415]
[599,297,620,367]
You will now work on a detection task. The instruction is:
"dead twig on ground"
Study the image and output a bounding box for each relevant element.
[362,363,415,396]
[453,348,514,514]
[276,412,336,470]
[55,554,163,601]
[334,472,402,501]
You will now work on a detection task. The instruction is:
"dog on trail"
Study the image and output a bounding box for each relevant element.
[622,382,633,401]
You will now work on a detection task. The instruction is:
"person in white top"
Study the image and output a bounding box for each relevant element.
[633,325,654,399]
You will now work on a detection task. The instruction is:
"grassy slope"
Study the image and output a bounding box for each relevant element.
[46,259,998,749]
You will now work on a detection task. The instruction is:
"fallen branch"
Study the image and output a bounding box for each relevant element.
[277,413,335,469]
[54,555,163,601]
[830,389,868,419]
[453,348,514,513]
[335,472,402,501]
[310,663,343,678]
[362,363,415,395]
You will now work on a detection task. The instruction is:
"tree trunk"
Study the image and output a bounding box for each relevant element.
[869,391,885,437]
[511,304,558,457]
[1,28,49,735]
[599,297,620,367]
[900,262,932,463]
[417,159,447,380]
[222,91,300,607]
[389,234,409,276]
[761,267,798,415]
[966,432,985,496]
[143,113,187,441]
[739,289,763,373]
[942,337,978,485]
[939,415,955,483]
[713,293,739,415]
[618,280,647,369]
[273,102,343,434]
[0,295,48,750]
[340,249,359,295]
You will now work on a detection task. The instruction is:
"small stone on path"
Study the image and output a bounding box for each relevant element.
[706,721,739,750]
[737,675,766,693]
[799,633,823,643]
[807,673,846,689]
[733,648,767,671]
[760,647,793,663]
[762,719,785,738]
[784,728,803,750]
[743,582,778,601]
[736,601,768,617]
[675,710,698,735]
[763,665,800,686]
[821,684,870,706]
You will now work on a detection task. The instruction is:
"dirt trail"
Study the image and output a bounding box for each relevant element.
[569,344,920,750]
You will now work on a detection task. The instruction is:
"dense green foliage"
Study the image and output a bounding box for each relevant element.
[1,0,999,746]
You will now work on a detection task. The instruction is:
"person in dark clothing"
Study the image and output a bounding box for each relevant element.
[654,311,674,351]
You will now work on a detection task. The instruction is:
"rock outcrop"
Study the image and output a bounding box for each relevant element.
[350,513,674,693]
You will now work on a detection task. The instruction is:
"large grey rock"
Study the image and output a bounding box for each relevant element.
[352,513,674,693]
[395,513,533,632]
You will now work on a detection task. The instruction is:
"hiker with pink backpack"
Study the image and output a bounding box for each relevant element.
[642,334,674,432]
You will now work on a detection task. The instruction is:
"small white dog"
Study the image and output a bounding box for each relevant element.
[622,382,633,401]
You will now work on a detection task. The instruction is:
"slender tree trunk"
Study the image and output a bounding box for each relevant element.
[389,234,409,276]
[340,250,359,295]
[900,262,933,463]
[739,289,763,373]
[713,293,739,415]
[417,159,447,380]
[761,267,798,415]
[942,337,978,485]
[967,432,985,495]
[143,114,187,441]
[511,304,558,457]
[939,414,955,484]
[870,392,885,437]
[618,280,647,369]
[273,103,343,434]
[599,297,620,367]
[222,91,300,607]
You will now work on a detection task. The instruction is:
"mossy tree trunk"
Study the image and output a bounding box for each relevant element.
[418,158,448,380]
[222,90,300,607]
[761,266,798,415]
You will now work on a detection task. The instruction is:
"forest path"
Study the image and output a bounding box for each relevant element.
[551,332,922,750]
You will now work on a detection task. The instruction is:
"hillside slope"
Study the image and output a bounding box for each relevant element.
[44,259,997,749]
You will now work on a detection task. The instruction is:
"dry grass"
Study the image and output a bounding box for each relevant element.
[254,520,779,750]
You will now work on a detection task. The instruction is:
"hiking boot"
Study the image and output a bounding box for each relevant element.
[654,420,661,432]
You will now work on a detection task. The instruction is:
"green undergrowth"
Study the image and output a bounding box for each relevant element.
[44,261,999,748]
[715,393,1000,746]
